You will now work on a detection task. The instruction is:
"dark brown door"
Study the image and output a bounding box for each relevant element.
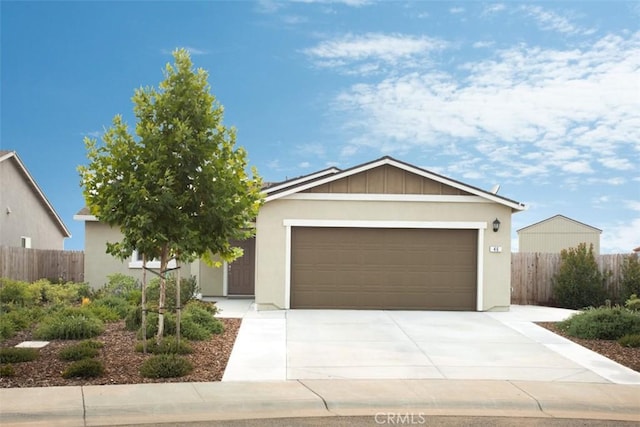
[228,237,255,296]
[291,227,477,310]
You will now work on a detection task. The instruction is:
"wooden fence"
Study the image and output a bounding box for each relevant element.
[0,246,84,283]
[511,252,629,305]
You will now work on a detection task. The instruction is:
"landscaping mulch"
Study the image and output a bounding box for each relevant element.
[0,318,240,388]
[537,322,640,373]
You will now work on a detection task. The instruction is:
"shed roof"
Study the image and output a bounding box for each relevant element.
[517,214,602,233]
[0,150,71,237]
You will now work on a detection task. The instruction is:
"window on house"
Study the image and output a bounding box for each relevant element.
[128,250,176,270]
[20,236,31,248]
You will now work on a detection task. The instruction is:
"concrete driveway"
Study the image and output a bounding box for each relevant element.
[216,300,640,385]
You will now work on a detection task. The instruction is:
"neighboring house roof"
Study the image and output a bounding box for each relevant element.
[0,150,71,237]
[517,214,602,233]
[265,156,526,211]
[633,246,640,253]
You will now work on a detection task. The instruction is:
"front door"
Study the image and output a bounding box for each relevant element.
[228,237,256,296]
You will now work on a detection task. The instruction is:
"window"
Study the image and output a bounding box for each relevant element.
[20,236,31,248]
[128,250,176,269]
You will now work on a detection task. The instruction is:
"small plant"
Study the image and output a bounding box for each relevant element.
[98,274,140,300]
[184,305,224,335]
[59,341,101,361]
[140,354,193,378]
[552,243,607,309]
[0,347,39,363]
[625,294,640,311]
[621,254,640,301]
[0,317,16,341]
[618,333,640,348]
[185,299,219,316]
[147,275,199,311]
[558,306,640,340]
[34,309,104,340]
[0,364,15,377]
[85,304,121,323]
[125,306,143,331]
[62,358,104,379]
[179,319,211,341]
[135,337,193,354]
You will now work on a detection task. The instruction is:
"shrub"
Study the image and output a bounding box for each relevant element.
[0,278,40,307]
[125,306,143,331]
[558,307,640,340]
[0,317,16,341]
[184,305,224,335]
[179,319,211,341]
[147,275,199,311]
[37,280,88,306]
[98,274,140,300]
[620,254,640,302]
[92,295,132,318]
[185,299,219,316]
[618,333,640,348]
[62,358,104,379]
[85,304,120,323]
[34,309,104,340]
[0,347,39,363]
[626,294,640,311]
[137,312,176,339]
[59,343,100,361]
[140,354,193,378]
[0,364,15,377]
[552,243,608,309]
[135,336,193,354]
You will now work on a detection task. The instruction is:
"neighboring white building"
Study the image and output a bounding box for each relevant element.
[517,214,601,255]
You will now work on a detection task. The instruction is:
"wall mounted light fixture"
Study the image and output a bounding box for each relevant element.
[492,218,500,232]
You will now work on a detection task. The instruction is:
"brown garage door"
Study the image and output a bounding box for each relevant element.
[291,227,477,310]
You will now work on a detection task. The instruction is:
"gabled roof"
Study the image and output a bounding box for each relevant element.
[265,156,526,211]
[517,214,602,233]
[0,150,71,237]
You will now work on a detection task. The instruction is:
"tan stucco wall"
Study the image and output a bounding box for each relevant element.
[519,217,601,254]
[255,197,514,311]
[0,158,66,249]
[195,258,225,297]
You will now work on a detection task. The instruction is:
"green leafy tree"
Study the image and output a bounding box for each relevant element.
[79,49,263,342]
[552,243,607,309]
[621,253,640,301]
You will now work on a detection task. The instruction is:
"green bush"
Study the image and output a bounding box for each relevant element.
[179,319,211,341]
[137,312,177,339]
[185,299,219,316]
[0,318,16,341]
[0,278,40,307]
[59,342,100,361]
[92,295,132,318]
[135,336,193,354]
[0,364,15,377]
[626,294,640,311]
[147,275,199,311]
[140,354,193,378]
[125,306,143,331]
[98,274,140,300]
[618,333,640,348]
[34,309,104,340]
[0,347,39,363]
[184,305,224,335]
[558,307,640,340]
[620,254,640,302]
[552,243,608,309]
[62,358,104,379]
[85,304,120,323]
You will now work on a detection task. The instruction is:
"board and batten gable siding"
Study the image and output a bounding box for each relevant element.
[0,155,67,249]
[518,215,601,255]
[303,164,474,196]
[255,197,513,311]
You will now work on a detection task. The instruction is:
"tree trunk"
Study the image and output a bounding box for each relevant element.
[176,259,181,345]
[156,245,169,344]
[142,255,148,353]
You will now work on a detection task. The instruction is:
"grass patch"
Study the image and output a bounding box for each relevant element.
[135,336,193,354]
[618,333,640,348]
[59,341,102,361]
[34,309,104,340]
[62,358,104,379]
[558,306,640,340]
[0,347,39,363]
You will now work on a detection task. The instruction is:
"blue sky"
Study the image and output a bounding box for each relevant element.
[1,1,639,253]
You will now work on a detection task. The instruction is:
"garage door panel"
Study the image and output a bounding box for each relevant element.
[291,227,477,310]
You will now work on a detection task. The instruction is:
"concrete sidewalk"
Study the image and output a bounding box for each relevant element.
[1,379,638,426]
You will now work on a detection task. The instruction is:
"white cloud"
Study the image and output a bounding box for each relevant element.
[298,161,311,168]
[626,201,640,212]
[482,4,505,16]
[292,0,371,6]
[601,217,640,253]
[282,15,308,24]
[162,46,207,55]
[449,7,465,15]
[472,41,495,48]
[521,5,595,36]
[303,33,449,74]
[328,31,640,182]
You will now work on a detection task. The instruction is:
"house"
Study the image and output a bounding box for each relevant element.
[0,150,70,249]
[517,214,602,255]
[76,156,525,311]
